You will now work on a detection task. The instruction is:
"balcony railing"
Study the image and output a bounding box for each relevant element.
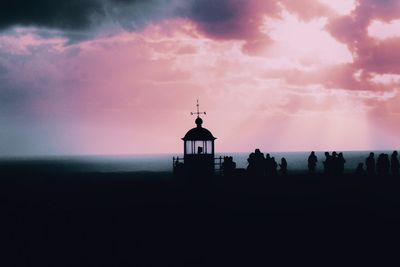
[172,156,225,175]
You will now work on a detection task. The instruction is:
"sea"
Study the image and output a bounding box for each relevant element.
[0,150,396,174]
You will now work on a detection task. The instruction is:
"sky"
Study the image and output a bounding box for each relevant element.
[0,0,399,156]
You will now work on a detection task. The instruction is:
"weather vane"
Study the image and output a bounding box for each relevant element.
[190,99,206,117]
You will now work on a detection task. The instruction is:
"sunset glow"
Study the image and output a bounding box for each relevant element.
[0,0,399,155]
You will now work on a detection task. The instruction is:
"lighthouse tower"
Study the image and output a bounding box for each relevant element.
[180,100,217,176]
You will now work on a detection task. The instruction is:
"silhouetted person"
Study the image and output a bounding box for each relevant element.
[337,152,346,175]
[308,151,318,174]
[173,157,185,176]
[197,146,203,154]
[247,149,265,177]
[383,153,390,176]
[254,149,265,177]
[331,151,339,175]
[355,163,364,176]
[391,151,399,176]
[323,152,332,175]
[279,157,287,176]
[271,157,278,177]
[247,152,256,176]
[265,153,272,177]
[377,153,390,176]
[365,152,375,176]
[222,156,236,176]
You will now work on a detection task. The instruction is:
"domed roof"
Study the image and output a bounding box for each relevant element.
[182,117,216,141]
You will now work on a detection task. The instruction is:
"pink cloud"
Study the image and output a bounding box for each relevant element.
[327,0,400,74]
[368,19,400,39]
[318,0,357,16]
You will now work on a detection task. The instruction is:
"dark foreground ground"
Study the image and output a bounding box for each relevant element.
[3,168,400,266]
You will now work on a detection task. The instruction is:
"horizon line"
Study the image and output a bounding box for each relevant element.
[1,149,399,158]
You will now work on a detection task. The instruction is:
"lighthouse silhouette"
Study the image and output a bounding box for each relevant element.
[174,100,217,176]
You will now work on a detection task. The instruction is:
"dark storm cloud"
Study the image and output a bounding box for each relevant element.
[0,0,328,45]
[0,0,278,43]
[0,0,183,42]
[190,0,238,23]
[0,0,178,32]
[0,0,104,30]
[0,0,207,31]
[183,0,279,41]
[187,0,255,40]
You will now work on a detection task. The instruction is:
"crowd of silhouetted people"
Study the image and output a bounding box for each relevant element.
[362,151,399,176]
[221,149,400,177]
[320,151,346,175]
[245,149,287,177]
[176,148,400,177]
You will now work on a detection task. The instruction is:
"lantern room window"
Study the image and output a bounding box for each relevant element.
[185,140,214,155]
